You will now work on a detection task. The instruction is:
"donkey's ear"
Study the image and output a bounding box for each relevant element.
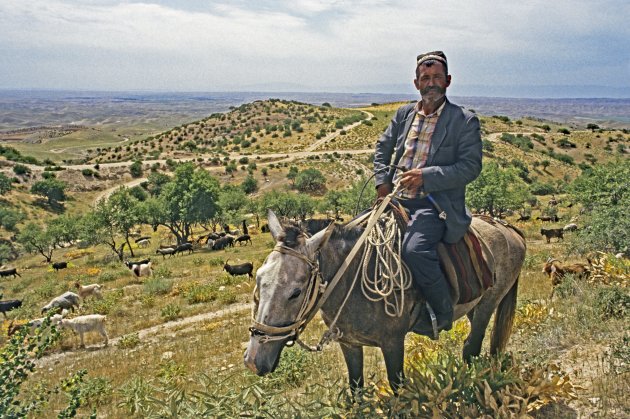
[306,222,334,255]
[267,209,284,242]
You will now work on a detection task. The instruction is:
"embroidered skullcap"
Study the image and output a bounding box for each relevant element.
[416,51,447,67]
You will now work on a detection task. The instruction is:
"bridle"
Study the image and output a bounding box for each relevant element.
[249,243,326,346]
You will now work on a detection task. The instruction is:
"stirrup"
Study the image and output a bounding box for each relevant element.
[425,301,438,340]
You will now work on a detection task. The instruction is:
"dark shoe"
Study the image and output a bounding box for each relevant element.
[411,278,453,339]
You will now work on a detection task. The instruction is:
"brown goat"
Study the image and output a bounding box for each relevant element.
[542,257,591,297]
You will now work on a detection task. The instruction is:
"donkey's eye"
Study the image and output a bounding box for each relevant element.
[288,288,301,300]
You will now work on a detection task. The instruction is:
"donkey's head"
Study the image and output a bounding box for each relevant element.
[244,210,333,376]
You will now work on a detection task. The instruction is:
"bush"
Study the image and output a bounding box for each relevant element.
[161,303,181,321]
[13,164,30,175]
[185,283,216,304]
[118,333,141,349]
[143,277,173,296]
[594,286,630,319]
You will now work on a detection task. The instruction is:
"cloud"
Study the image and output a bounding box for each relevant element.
[0,0,627,91]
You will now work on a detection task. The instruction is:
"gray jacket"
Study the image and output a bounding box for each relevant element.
[374,99,482,243]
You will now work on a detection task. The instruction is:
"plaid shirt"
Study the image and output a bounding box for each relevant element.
[394,100,446,199]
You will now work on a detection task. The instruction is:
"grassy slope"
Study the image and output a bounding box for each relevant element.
[0,101,628,416]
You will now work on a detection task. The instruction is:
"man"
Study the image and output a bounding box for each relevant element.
[373,51,482,336]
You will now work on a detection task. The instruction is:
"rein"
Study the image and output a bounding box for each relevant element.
[249,187,404,351]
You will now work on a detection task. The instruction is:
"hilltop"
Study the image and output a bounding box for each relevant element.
[0,98,628,417]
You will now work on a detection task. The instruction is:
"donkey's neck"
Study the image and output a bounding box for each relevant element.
[318,235,362,312]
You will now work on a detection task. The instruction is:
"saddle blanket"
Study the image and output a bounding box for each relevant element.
[390,203,495,305]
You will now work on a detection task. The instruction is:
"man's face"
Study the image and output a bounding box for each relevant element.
[414,62,451,104]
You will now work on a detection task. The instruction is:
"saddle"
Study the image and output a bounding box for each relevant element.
[390,203,495,305]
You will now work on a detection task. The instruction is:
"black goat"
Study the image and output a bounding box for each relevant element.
[175,242,194,255]
[52,261,68,272]
[0,299,23,318]
[212,236,234,250]
[242,220,249,235]
[223,260,254,279]
[235,234,252,246]
[0,268,21,278]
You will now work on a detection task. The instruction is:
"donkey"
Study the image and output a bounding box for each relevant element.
[244,210,526,392]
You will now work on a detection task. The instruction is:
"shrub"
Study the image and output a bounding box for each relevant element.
[594,286,630,319]
[143,277,173,296]
[185,283,216,304]
[161,303,181,321]
[13,164,30,175]
[118,333,141,349]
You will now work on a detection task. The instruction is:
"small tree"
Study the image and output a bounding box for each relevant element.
[0,206,24,232]
[287,166,299,185]
[466,162,532,217]
[31,178,67,206]
[241,174,258,194]
[129,161,143,178]
[587,123,600,132]
[294,168,326,192]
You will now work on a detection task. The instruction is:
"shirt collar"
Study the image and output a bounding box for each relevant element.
[415,98,447,117]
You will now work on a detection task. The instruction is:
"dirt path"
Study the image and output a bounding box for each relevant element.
[306,110,374,152]
[38,302,251,366]
[93,177,148,204]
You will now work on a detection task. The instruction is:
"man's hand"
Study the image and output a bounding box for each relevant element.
[376,183,393,200]
[398,169,423,194]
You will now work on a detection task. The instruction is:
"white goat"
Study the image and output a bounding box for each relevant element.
[74,282,104,300]
[136,238,151,248]
[52,313,108,348]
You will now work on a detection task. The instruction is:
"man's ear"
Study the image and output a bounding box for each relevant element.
[413,78,420,91]
[445,74,452,87]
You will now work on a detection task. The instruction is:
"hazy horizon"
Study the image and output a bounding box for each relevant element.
[1,1,628,96]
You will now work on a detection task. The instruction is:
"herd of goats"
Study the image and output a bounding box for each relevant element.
[0,208,613,351]
[0,221,257,350]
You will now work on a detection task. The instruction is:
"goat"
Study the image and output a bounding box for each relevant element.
[542,257,591,297]
[235,234,252,246]
[134,236,151,243]
[41,292,80,314]
[516,213,531,222]
[127,258,151,266]
[537,215,559,222]
[156,247,177,259]
[242,220,249,235]
[159,244,178,249]
[223,260,254,279]
[540,228,564,243]
[136,238,151,248]
[205,239,215,250]
[125,260,153,277]
[207,232,221,241]
[261,223,270,233]
[175,242,194,255]
[0,299,23,318]
[52,313,108,348]
[0,268,21,278]
[52,261,68,272]
[75,282,104,299]
[212,236,234,251]
[563,223,578,232]
[7,317,45,336]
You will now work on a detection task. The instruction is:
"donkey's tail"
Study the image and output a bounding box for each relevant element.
[490,275,519,355]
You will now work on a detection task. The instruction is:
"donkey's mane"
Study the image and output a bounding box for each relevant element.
[280,219,363,248]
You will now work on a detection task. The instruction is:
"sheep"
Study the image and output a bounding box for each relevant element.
[235,234,252,246]
[542,257,591,297]
[136,238,151,248]
[75,282,104,300]
[540,228,564,243]
[0,299,23,318]
[563,223,578,232]
[52,261,68,272]
[156,247,177,259]
[125,260,153,277]
[175,242,194,255]
[0,267,21,278]
[52,313,108,348]
[223,260,254,279]
[41,291,81,314]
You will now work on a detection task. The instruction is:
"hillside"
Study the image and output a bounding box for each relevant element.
[0,99,628,417]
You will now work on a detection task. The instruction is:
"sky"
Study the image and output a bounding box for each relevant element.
[1,0,629,97]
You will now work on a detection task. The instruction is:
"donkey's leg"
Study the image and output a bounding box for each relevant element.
[339,342,364,391]
[462,298,497,361]
[381,339,406,392]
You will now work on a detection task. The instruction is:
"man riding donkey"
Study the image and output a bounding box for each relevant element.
[374,50,482,337]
